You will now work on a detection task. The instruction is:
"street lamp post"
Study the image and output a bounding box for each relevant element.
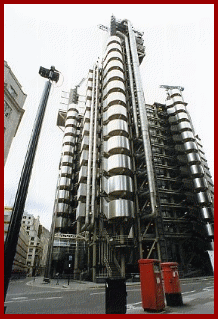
[4,66,59,306]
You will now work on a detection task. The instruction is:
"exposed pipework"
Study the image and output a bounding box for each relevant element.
[116,30,139,138]
[124,19,158,217]
[90,63,99,227]
[82,66,96,231]
[81,63,99,232]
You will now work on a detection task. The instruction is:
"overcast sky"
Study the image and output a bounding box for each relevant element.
[4,4,214,230]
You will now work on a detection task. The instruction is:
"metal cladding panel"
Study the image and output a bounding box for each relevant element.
[77,183,87,200]
[62,144,74,156]
[107,199,134,219]
[200,207,213,220]
[76,202,86,219]
[81,135,90,150]
[86,99,92,108]
[102,176,109,194]
[102,157,108,171]
[102,140,107,153]
[169,112,189,124]
[56,202,70,214]
[59,177,71,189]
[82,122,90,135]
[84,110,91,122]
[55,216,68,229]
[175,104,186,113]
[102,125,107,137]
[62,155,74,166]
[78,166,88,183]
[65,118,77,127]
[172,95,184,104]
[176,112,190,122]
[103,70,124,87]
[189,164,204,177]
[58,190,70,202]
[107,119,129,137]
[106,41,122,52]
[60,165,73,177]
[193,177,208,191]
[187,152,201,164]
[87,79,93,87]
[196,191,211,205]
[63,135,76,146]
[166,100,174,108]
[103,79,125,96]
[107,135,130,155]
[108,175,133,195]
[86,89,92,98]
[64,126,77,136]
[183,141,198,153]
[80,150,89,166]
[103,105,127,123]
[103,59,123,74]
[67,109,78,118]
[106,35,121,45]
[108,154,132,175]
[106,91,126,106]
[169,89,182,96]
[101,197,109,218]
[177,121,192,132]
[68,103,79,111]
[166,104,186,115]
[180,131,195,142]
[104,51,123,68]
[205,223,214,236]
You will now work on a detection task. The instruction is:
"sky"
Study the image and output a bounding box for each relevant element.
[4,4,214,230]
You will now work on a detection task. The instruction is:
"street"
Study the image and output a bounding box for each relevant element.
[4,277,214,314]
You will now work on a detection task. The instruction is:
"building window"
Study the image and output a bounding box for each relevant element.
[8,85,17,98]
[4,100,12,118]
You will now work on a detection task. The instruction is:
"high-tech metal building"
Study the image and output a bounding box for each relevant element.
[48,16,214,281]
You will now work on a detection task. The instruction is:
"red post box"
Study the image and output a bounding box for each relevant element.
[138,259,165,311]
[161,262,183,306]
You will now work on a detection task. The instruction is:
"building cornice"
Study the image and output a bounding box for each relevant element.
[4,87,25,115]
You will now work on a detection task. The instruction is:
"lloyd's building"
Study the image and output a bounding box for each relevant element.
[46,16,214,282]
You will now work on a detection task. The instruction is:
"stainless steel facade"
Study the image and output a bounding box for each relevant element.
[48,16,214,281]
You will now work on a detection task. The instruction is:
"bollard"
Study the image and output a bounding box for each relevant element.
[105,278,127,314]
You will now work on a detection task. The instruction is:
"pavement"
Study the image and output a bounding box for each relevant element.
[27,276,214,314]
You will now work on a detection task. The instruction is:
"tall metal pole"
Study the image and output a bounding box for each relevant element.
[4,66,59,304]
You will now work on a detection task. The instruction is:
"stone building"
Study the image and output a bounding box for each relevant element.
[4,207,29,278]
[4,60,27,165]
